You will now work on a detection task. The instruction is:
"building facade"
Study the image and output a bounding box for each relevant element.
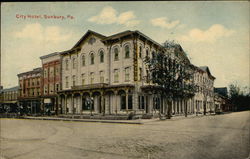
[193,66,216,115]
[40,52,61,114]
[17,68,43,114]
[55,30,216,117]
[0,86,19,113]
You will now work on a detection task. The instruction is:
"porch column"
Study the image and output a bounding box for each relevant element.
[101,91,105,116]
[79,93,83,114]
[71,94,74,114]
[64,95,67,114]
[125,89,128,114]
[90,92,93,116]
[115,90,118,115]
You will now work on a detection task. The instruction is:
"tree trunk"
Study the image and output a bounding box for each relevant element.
[203,102,206,115]
[166,100,172,119]
[184,100,187,117]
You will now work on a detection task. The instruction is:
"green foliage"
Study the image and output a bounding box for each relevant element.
[144,42,196,101]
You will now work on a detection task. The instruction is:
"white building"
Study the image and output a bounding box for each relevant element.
[57,30,215,117]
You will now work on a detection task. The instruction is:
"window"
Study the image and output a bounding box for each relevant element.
[72,58,76,69]
[152,51,156,59]
[44,69,47,77]
[100,50,104,63]
[100,71,104,83]
[65,76,69,88]
[44,85,48,94]
[121,95,126,110]
[81,74,85,85]
[114,69,119,83]
[82,55,85,66]
[146,69,150,83]
[146,49,149,58]
[65,59,69,70]
[125,67,130,82]
[139,67,142,81]
[90,72,94,84]
[138,96,145,109]
[90,53,94,65]
[139,46,142,58]
[114,48,119,61]
[56,84,59,91]
[128,95,133,109]
[125,45,130,58]
[72,75,76,86]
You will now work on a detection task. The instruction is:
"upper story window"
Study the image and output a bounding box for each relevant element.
[72,75,76,86]
[90,72,94,84]
[72,58,76,69]
[44,69,47,77]
[65,59,69,70]
[125,67,130,82]
[152,51,156,59]
[100,71,104,83]
[139,46,142,58]
[81,74,85,85]
[82,55,85,66]
[65,76,69,88]
[146,49,149,58]
[114,69,119,83]
[100,50,104,63]
[139,67,142,81]
[125,45,130,58]
[114,48,119,61]
[90,53,95,65]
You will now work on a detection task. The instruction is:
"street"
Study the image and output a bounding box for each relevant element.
[1,111,249,159]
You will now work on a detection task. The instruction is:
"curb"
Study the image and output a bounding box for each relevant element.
[21,117,143,125]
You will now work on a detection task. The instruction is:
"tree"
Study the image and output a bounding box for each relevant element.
[229,83,250,111]
[144,41,196,119]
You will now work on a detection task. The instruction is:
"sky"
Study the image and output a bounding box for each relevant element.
[1,2,249,89]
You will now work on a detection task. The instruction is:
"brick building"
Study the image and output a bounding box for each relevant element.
[0,86,19,113]
[17,68,43,114]
[40,52,61,114]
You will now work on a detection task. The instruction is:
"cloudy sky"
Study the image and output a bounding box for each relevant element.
[1,2,249,89]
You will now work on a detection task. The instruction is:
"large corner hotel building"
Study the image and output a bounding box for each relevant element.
[19,30,216,116]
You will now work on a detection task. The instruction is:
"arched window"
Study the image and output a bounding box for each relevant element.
[125,45,130,58]
[139,46,142,58]
[146,49,149,58]
[100,50,104,63]
[90,53,94,65]
[82,55,85,66]
[72,58,76,69]
[65,59,69,70]
[152,51,156,59]
[114,48,119,61]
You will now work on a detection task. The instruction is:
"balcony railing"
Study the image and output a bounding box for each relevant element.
[71,83,109,90]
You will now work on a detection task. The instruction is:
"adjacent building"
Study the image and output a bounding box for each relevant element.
[40,52,62,114]
[194,66,216,114]
[0,86,19,113]
[17,68,43,114]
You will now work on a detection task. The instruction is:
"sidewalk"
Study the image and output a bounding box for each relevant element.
[19,113,214,124]
[20,116,160,124]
